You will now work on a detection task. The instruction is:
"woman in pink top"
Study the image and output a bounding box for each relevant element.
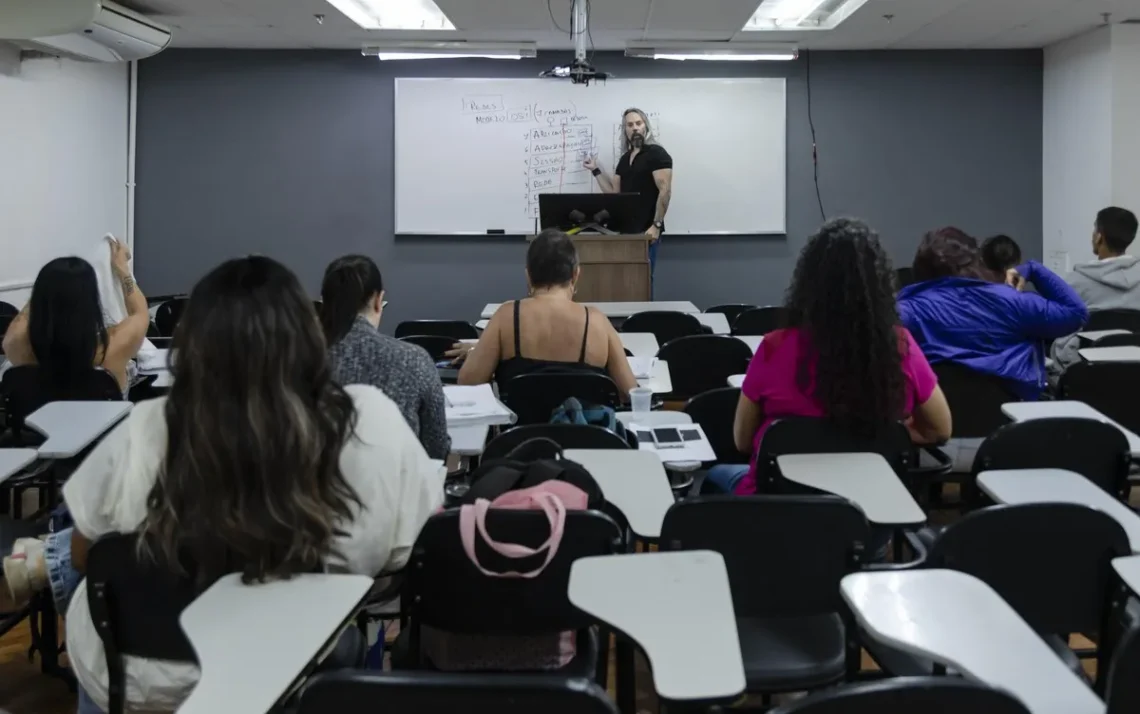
[708,218,952,496]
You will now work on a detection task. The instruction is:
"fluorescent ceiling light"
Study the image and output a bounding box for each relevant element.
[626,43,797,62]
[743,0,870,31]
[325,0,455,30]
[362,43,536,60]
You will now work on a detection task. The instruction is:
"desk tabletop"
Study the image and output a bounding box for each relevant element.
[736,335,763,354]
[620,332,660,357]
[841,570,1104,714]
[695,312,730,335]
[481,301,700,319]
[26,401,132,459]
[727,374,745,389]
[568,551,745,703]
[777,453,926,526]
[1079,345,1140,362]
[978,468,1140,553]
[564,448,674,539]
[616,411,700,471]
[448,423,490,456]
[0,449,38,485]
[1002,400,1140,454]
[1113,555,1140,597]
[1078,329,1132,342]
[639,360,673,394]
[178,572,373,714]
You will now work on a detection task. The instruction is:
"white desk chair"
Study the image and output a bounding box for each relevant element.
[1002,400,1140,455]
[0,448,38,487]
[563,448,674,539]
[26,401,132,459]
[777,453,925,527]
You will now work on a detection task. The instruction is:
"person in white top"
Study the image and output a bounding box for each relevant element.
[54,256,444,713]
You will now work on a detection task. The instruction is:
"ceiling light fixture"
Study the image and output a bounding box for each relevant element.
[326,0,455,30]
[362,43,537,60]
[742,0,870,31]
[625,43,798,62]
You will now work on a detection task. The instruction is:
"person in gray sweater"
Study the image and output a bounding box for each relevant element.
[1052,206,1140,371]
[319,255,450,459]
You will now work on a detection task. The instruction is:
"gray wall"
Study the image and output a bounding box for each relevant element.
[135,49,1043,329]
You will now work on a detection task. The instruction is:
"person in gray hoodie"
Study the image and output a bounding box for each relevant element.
[1052,206,1140,370]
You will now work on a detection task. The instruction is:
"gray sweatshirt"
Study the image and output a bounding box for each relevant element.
[1051,255,1140,369]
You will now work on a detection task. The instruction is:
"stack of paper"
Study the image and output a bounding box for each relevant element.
[443,384,516,427]
[627,356,657,380]
[137,348,171,374]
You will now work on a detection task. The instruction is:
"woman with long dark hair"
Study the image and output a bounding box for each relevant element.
[320,254,450,458]
[708,218,951,496]
[48,256,443,713]
[3,240,149,393]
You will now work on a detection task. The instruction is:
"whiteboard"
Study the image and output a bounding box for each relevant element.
[394,78,786,235]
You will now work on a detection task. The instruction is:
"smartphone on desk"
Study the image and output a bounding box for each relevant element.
[652,427,685,449]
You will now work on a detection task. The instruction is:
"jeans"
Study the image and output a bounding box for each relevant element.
[706,463,749,493]
[77,687,104,714]
[648,240,659,299]
[45,527,83,614]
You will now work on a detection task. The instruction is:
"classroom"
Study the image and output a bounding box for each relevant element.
[3,0,1140,712]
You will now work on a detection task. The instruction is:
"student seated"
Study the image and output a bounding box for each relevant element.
[981,234,1023,275]
[320,255,450,459]
[1052,206,1140,370]
[2,240,148,396]
[898,227,1087,400]
[707,218,952,497]
[9,256,443,714]
[451,229,638,394]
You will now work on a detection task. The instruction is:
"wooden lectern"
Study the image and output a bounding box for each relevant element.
[527,234,652,302]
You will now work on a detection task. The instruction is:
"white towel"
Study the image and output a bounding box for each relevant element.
[88,234,156,357]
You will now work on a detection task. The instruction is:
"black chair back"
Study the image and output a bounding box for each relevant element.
[684,387,745,463]
[500,372,620,426]
[932,362,1019,439]
[657,335,752,400]
[0,366,122,438]
[928,503,1128,637]
[154,298,188,337]
[973,418,1131,497]
[1058,362,1140,437]
[661,495,869,618]
[399,335,456,361]
[86,533,201,714]
[770,676,1030,714]
[895,267,916,289]
[1086,309,1140,333]
[483,424,629,461]
[621,311,704,346]
[705,304,757,326]
[404,509,622,656]
[754,418,913,494]
[731,307,786,336]
[298,671,619,714]
[395,320,479,340]
[1107,623,1140,714]
[1091,332,1140,348]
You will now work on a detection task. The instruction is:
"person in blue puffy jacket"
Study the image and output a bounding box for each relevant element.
[898,227,1087,400]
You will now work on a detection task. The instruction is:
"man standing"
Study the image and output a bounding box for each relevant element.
[583,108,673,294]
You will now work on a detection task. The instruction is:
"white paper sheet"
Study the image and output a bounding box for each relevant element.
[443,384,516,427]
[629,422,717,462]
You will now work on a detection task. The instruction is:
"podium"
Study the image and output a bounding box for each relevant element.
[528,234,652,302]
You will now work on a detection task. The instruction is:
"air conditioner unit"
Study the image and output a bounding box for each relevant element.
[14,1,171,62]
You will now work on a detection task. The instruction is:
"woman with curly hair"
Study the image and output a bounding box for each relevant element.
[706,218,951,496]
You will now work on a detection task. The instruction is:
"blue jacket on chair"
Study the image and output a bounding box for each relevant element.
[897,261,1088,400]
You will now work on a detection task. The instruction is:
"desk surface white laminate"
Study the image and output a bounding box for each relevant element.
[1113,555,1140,597]
[978,468,1140,553]
[1079,346,1140,363]
[736,335,763,354]
[616,411,700,472]
[563,448,675,539]
[1002,400,1140,454]
[695,313,731,335]
[639,360,673,394]
[481,301,700,319]
[569,551,745,704]
[727,374,745,389]
[448,424,490,456]
[620,332,660,358]
[1078,329,1132,342]
[26,401,132,459]
[777,453,926,527]
[841,570,1104,714]
[0,449,38,486]
[179,572,373,714]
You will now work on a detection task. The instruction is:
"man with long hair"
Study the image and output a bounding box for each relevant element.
[583,108,673,293]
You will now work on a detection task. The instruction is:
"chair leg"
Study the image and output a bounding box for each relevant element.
[595,627,611,688]
[616,637,636,714]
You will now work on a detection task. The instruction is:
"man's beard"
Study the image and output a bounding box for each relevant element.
[630,132,645,148]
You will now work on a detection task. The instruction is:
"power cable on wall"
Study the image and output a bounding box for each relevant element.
[805,49,826,221]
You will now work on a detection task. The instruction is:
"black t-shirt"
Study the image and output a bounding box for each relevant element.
[615,143,673,232]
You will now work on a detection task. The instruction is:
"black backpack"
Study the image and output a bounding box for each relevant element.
[458,437,604,509]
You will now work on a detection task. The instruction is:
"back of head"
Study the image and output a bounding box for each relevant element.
[146,256,361,586]
[319,255,383,344]
[28,257,107,388]
[912,227,986,282]
[526,229,578,289]
[981,234,1022,273]
[785,218,904,436]
[1097,206,1139,255]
